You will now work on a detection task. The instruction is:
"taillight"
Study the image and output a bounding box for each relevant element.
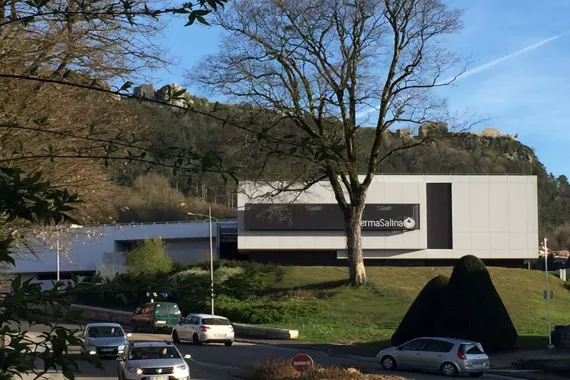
[200,326,210,332]
[230,326,234,332]
[457,349,466,360]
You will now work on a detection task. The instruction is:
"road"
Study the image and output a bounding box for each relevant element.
[17,323,526,380]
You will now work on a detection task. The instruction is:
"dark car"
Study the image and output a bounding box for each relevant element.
[131,302,181,332]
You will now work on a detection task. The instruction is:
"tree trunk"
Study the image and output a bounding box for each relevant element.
[345,204,367,285]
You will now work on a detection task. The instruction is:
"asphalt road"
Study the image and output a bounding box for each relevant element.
[18,323,526,380]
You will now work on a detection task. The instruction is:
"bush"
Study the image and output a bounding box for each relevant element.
[254,360,405,380]
[392,255,518,352]
[125,238,172,276]
[217,261,284,299]
[169,268,210,314]
[438,255,518,352]
[217,295,320,324]
[391,275,449,346]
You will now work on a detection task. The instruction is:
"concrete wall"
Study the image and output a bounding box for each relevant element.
[238,175,539,260]
[6,222,226,276]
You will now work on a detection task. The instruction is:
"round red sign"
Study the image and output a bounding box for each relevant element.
[291,353,314,372]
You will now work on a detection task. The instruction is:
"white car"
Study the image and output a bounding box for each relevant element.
[117,341,191,380]
[171,314,235,346]
[82,322,132,357]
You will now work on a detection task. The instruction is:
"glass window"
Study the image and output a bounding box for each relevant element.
[401,339,428,351]
[128,346,181,360]
[460,343,484,354]
[87,326,124,338]
[425,339,454,353]
[202,318,231,326]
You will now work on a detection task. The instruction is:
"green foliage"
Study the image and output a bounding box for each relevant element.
[440,255,518,352]
[0,168,100,379]
[216,295,320,324]
[125,238,172,276]
[393,256,518,352]
[391,275,449,346]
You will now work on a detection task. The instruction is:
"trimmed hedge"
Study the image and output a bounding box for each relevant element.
[438,255,518,352]
[392,255,518,352]
[391,275,449,346]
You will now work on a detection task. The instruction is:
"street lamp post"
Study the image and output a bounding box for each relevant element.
[542,237,554,349]
[187,209,218,316]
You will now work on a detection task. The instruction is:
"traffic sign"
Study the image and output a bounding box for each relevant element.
[291,354,314,372]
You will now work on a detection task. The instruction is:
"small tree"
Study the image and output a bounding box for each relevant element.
[125,238,172,277]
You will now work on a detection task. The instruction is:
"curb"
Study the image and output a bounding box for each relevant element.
[234,338,377,358]
[489,370,568,380]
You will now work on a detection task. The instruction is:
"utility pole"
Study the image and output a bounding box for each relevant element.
[209,205,214,315]
[542,237,554,349]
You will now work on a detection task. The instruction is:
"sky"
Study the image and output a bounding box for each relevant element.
[149,0,570,177]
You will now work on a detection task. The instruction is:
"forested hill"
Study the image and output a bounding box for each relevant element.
[104,88,570,249]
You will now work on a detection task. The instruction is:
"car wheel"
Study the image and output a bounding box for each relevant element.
[441,362,458,377]
[469,373,483,378]
[172,330,180,343]
[192,334,202,345]
[381,355,397,370]
[224,341,233,347]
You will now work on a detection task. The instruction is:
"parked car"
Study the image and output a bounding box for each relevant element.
[82,322,132,357]
[131,302,181,332]
[117,341,191,380]
[376,337,489,377]
[171,314,235,346]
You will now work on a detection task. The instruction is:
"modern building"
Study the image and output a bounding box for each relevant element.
[4,221,237,288]
[237,174,539,266]
[4,174,539,285]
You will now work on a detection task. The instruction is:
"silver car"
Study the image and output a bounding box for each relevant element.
[377,337,490,377]
[117,341,191,380]
[82,323,132,357]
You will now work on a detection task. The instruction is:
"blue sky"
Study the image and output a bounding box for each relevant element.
[150,0,570,177]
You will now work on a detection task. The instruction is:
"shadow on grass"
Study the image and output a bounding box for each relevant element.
[262,279,350,298]
[517,335,550,350]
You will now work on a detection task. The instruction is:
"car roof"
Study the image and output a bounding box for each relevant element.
[86,323,123,328]
[186,313,229,319]
[415,337,480,345]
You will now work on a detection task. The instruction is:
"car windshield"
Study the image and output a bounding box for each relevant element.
[87,326,124,338]
[155,303,181,315]
[202,318,231,325]
[128,346,181,360]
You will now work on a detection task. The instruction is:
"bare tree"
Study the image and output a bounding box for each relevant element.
[195,0,465,284]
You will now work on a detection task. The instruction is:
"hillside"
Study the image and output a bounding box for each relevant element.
[103,91,570,248]
[263,266,570,348]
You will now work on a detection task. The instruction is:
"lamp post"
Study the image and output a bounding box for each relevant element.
[542,237,554,349]
[187,209,219,315]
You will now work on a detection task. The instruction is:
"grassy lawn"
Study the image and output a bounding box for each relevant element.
[260,266,570,349]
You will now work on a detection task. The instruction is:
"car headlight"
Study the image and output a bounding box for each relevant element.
[174,365,187,371]
[127,367,143,375]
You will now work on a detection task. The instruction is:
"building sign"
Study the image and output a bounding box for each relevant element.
[244,203,420,231]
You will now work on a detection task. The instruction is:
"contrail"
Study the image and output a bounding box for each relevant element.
[357,31,568,119]
[449,31,568,82]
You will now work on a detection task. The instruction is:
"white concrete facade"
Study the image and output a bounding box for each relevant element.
[6,221,231,278]
[237,175,539,261]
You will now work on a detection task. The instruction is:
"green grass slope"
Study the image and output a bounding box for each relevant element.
[263,266,570,349]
